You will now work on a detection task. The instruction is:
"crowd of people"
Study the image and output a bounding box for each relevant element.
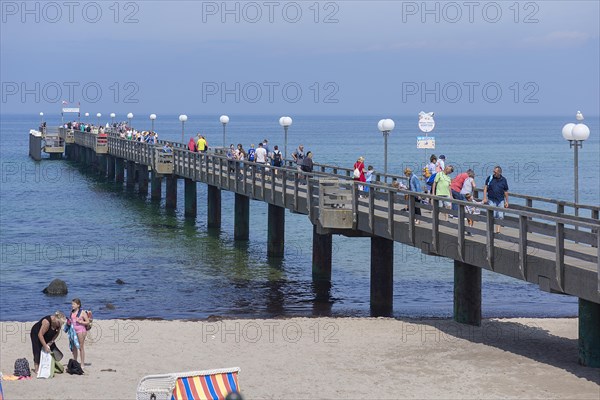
[353,153,510,233]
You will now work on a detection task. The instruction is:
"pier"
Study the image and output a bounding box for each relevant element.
[29,127,600,367]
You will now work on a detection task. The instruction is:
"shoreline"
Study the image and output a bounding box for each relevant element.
[1,317,597,399]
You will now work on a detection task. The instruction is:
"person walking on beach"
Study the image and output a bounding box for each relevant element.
[483,165,509,234]
[30,311,66,373]
[70,299,90,369]
[432,165,454,220]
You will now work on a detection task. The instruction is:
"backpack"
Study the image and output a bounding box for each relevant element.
[422,166,431,179]
[14,358,30,377]
[67,359,84,375]
[247,148,255,162]
[426,172,437,186]
[273,151,282,166]
[77,309,93,331]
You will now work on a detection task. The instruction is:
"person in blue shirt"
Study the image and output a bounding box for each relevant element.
[483,165,509,233]
[404,167,422,223]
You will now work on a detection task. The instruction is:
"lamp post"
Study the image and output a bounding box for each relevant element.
[562,111,590,216]
[279,116,293,160]
[127,112,134,130]
[220,115,229,148]
[85,112,89,123]
[377,118,395,179]
[150,114,157,132]
[39,112,44,125]
[96,113,102,126]
[179,114,188,143]
[110,113,116,125]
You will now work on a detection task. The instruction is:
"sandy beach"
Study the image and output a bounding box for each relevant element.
[1,317,598,399]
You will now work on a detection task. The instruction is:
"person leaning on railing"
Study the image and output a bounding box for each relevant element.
[404,168,422,224]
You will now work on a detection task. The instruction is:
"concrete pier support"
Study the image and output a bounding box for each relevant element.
[126,161,136,188]
[578,298,600,367]
[107,155,115,179]
[97,155,107,177]
[166,175,177,209]
[184,178,197,218]
[150,171,162,201]
[453,260,482,326]
[207,185,222,228]
[115,158,125,183]
[312,225,332,281]
[138,165,149,195]
[370,237,394,316]
[234,193,250,240]
[267,204,285,257]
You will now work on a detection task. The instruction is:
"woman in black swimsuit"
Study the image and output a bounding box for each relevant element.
[30,311,66,373]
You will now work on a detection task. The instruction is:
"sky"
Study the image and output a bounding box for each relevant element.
[1,0,599,116]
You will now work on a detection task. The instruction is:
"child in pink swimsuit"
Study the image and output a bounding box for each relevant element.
[70,298,90,369]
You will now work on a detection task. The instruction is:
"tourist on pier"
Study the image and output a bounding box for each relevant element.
[146,132,157,145]
[30,311,66,374]
[272,145,282,167]
[236,144,246,161]
[464,192,482,233]
[424,155,437,193]
[247,144,256,163]
[353,156,366,195]
[432,165,454,220]
[227,144,236,172]
[292,145,305,172]
[163,142,173,153]
[196,135,207,153]
[364,165,374,194]
[435,155,446,172]
[450,169,474,210]
[405,168,422,222]
[69,298,90,369]
[188,136,196,152]
[255,143,268,167]
[460,170,476,198]
[483,165,509,234]
[262,139,270,157]
[302,151,314,173]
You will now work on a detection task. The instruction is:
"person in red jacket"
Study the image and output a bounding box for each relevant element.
[187,136,196,152]
[450,169,474,211]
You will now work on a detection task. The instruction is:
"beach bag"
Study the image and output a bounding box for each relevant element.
[14,358,30,377]
[353,168,360,178]
[53,354,64,375]
[67,359,84,375]
[37,350,52,379]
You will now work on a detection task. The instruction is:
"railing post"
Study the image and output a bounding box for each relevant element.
[555,219,565,291]
[293,172,299,212]
[368,186,375,234]
[432,199,439,253]
[282,168,287,207]
[389,191,396,239]
[518,215,528,280]
[486,209,495,270]
[458,204,465,262]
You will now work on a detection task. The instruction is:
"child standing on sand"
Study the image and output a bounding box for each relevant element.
[70,299,90,370]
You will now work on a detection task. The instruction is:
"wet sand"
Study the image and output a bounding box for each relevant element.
[1,317,598,399]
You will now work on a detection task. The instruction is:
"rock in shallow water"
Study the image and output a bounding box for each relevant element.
[42,279,68,296]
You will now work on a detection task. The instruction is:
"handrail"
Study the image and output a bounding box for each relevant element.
[85,129,600,214]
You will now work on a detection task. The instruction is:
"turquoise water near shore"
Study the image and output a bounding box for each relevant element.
[1,114,598,321]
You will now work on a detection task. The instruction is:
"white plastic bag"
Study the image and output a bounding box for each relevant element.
[37,350,52,379]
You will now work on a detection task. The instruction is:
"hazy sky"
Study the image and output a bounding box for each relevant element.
[1,1,599,115]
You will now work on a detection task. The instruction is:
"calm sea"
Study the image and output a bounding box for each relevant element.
[1,114,598,321]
